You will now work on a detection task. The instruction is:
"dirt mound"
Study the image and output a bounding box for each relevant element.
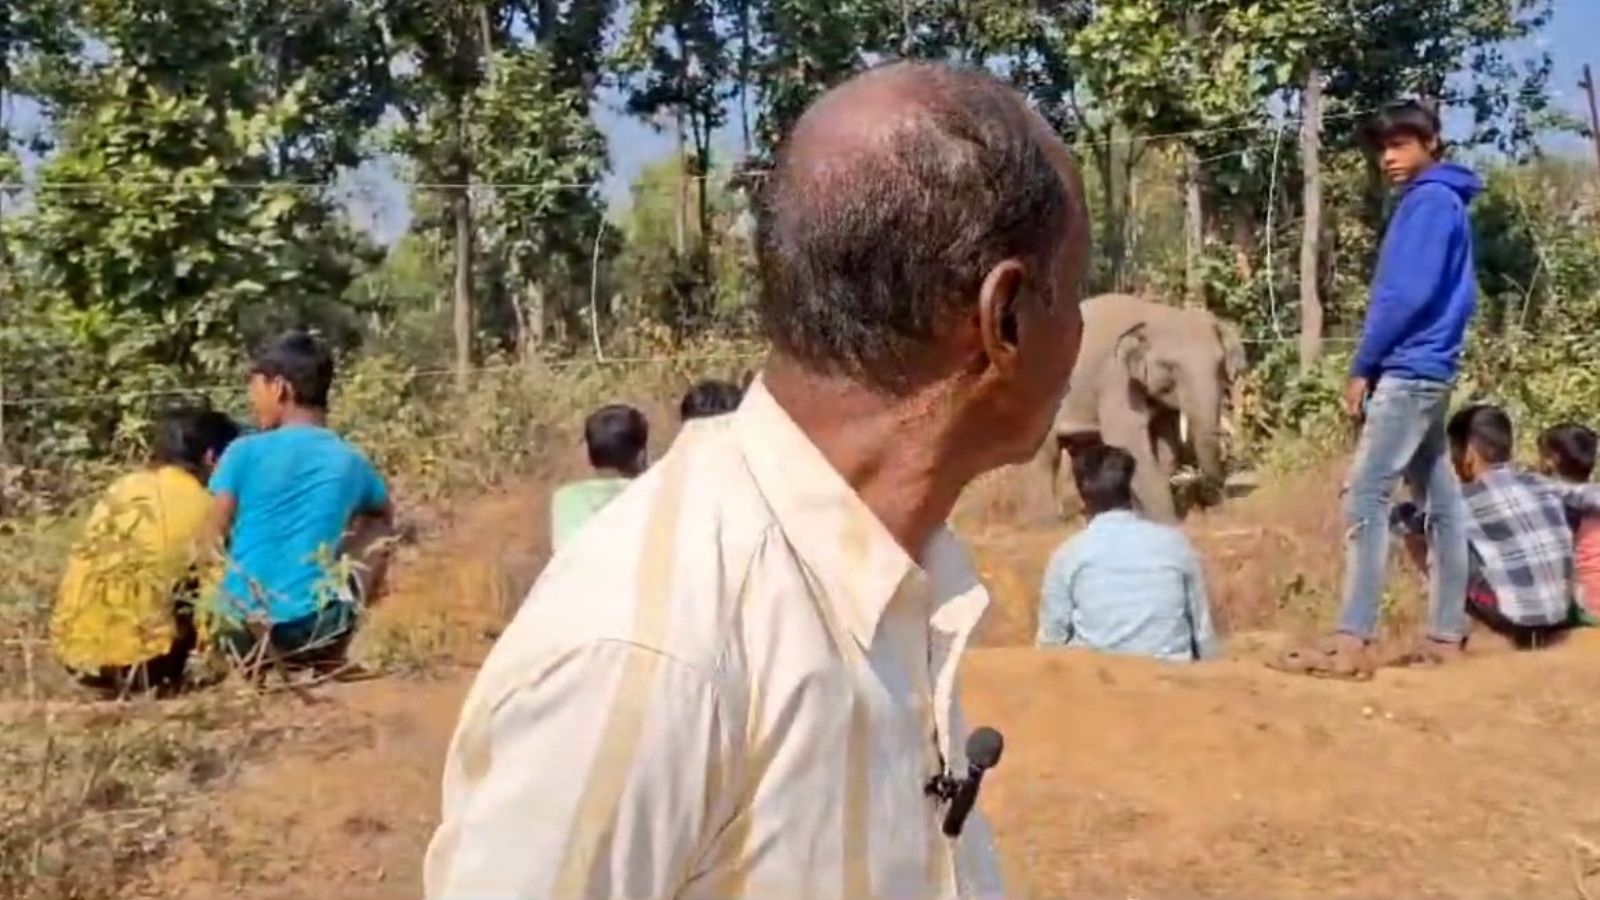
[139,459,1600,899]
[966,640,1600,897]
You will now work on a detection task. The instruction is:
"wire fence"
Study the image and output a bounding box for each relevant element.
[0,85,1593,414]
[3,87,1580,196]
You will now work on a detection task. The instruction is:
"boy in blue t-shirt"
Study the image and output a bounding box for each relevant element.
[204,331,394,669]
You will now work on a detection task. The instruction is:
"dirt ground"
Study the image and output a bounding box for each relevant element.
[134,463,1600,899]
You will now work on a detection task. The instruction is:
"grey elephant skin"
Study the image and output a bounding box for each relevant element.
[1039,293,1246,523]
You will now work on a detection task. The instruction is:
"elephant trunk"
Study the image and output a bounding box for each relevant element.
[1181,377,1226,487]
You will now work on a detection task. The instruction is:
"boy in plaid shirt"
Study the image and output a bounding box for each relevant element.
[1396,404,1600,646]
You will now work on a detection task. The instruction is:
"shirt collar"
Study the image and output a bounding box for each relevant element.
[1473,464,1516,489]
[733,376,985,648]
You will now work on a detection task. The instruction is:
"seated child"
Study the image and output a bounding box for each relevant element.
[1036,444,1218,662]
[53,407,241,694]
[550,404,648,552]
[1538,422,1600,622]
[205,331,394,670]
[1395,405,1600,647]
[678,379,744,423]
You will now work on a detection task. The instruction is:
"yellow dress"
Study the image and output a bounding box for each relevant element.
[51,466,217,671]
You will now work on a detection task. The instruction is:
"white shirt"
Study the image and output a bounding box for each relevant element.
[425,379,1004,899]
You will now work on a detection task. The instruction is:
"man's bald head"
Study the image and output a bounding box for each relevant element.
[755,61,1079,394]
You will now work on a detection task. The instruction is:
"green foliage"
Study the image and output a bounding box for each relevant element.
[613,155,755,332]
[3,0,388,490]
[1456,162,1600,444]
[0,0,1587,502]
[470,48,609,350]
[386,1,612,355]
[749,0,892,153]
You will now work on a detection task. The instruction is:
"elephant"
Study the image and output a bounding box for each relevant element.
[1039,294,1246,523]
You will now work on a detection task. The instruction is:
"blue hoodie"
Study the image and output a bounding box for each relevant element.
[1350,162,1483,383]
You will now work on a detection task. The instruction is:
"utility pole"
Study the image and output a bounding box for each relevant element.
[1582,64,1600,172]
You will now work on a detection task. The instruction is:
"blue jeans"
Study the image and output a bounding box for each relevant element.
[1338,377,1469,641]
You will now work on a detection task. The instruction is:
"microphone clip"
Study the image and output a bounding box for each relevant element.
[924,770,959,804]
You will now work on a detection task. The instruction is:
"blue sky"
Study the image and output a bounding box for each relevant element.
[8,1,1599,245]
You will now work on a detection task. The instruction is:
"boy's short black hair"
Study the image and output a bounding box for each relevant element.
[585,404,649,472]
[1072,443,1136,515]
[251,330,335,409]
[679,380,744,422]
[1539,422,1597,481]
[152,407,241,473]
[1447,403,1513,465]
[1364,100,1442,151]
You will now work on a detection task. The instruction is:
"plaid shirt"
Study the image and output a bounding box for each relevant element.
[1463,467,1600,626]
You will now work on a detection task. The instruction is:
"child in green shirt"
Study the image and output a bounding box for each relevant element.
[551,404,649,552]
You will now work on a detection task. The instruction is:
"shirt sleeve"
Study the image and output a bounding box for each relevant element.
[354,452,389,512]
[424,640,728,899]
[1036,542,1079,646]
[208,440,249,497]
[1180,542,1221,660]
[1542,477,1600,517]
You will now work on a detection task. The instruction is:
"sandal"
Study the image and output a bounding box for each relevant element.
[1386,636,1465,669]
[1269,640,1374,681]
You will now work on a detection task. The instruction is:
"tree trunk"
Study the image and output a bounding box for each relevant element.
[527,281,546,355]
[1089,123,1136,292]
[451,84,474,393]
[674,117,687,257]
[738,0,752,153]
[693,122,714,320]
[453,178,474,392]
[1183,147,1205,308]
[1099,146,1123,291]
[1298,67,1324,373]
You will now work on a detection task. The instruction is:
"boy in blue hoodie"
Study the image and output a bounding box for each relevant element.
[1281,102,1482,677]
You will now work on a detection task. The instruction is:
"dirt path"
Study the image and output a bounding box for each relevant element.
[143,471,1600,898]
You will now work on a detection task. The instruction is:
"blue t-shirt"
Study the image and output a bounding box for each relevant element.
[209,424,389,624]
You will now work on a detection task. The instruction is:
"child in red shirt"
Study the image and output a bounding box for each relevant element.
[1538,423,1600,622]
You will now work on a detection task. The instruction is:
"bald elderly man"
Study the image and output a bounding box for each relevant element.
[425,61,1090,899]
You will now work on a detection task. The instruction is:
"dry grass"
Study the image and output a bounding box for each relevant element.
[0,691,289,900]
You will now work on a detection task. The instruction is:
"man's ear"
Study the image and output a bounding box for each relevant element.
[976,258,1027,372]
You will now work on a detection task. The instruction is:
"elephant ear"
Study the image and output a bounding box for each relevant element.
[1114,322,1152,387]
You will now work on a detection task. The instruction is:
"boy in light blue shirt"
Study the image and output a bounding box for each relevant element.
[1037,444,1218,662]
[204,331,394,670]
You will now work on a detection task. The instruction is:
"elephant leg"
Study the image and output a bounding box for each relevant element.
[1151,411,1197,516]
[1032,433,1070,518]
[1102,418,1177,524]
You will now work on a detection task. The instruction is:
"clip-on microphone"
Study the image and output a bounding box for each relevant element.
[932,726,1004,838]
